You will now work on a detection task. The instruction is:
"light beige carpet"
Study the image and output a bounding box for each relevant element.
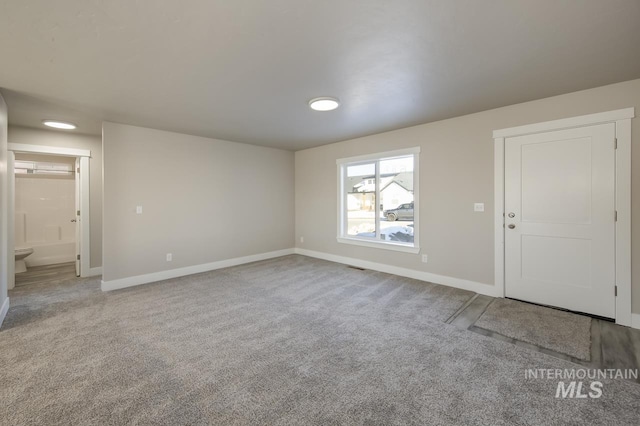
[474,298,592,360]
[2,255,639,425]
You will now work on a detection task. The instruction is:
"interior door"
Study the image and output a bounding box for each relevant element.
[74,158,80,277]
[504,123,616,318]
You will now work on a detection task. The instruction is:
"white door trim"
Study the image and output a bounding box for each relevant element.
[494,108,634,327]
[493,108,635,138]
[7,143,91,158]
[7,152,15,290]
[7,143,93,277]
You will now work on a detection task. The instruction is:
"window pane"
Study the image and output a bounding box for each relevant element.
[345,163,376,238]
[380,156,414,243]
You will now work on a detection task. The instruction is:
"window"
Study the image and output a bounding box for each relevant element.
[337,148,419,253]
[14,160,74,178]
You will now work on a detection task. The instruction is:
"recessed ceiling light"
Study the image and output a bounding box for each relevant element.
[309,97,340,111]
[42,120,77,130]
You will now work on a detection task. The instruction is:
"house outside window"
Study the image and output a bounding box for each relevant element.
[337,148,420,253]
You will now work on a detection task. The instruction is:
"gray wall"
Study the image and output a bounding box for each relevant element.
[102,122,294,282]
[7,126,103,268]
[0,94,8,320]
[295,78,640,313]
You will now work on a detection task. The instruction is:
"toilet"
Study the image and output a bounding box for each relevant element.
[15,247,34,274]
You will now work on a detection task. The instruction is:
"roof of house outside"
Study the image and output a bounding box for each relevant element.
[347,172,414,194]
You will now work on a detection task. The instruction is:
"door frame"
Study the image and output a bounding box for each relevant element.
[493,108,634,327]
[7,143,92,278]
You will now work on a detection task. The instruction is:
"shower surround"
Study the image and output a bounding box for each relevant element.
[15,176,76,267]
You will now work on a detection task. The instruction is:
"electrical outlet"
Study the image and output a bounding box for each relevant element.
[474,203,485,212]
[422,254,428,263]
[166,253,172,262]
[300,236,304,243]
[136,206,143,214]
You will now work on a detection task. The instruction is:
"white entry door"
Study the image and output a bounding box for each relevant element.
[504,123,616,318]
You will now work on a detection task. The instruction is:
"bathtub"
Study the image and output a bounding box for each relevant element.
[25,241,76,267]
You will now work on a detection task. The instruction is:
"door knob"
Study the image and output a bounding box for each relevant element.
[508,224,515,229]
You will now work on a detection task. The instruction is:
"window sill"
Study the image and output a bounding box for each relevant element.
[337,237,420,254]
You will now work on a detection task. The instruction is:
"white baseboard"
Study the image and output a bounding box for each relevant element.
[85,267,102,277]
[294,248,501,297]
[101,248,295,292]
[632,314,640,330]
[0,297,10,329]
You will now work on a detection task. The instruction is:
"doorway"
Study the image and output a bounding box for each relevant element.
[14,153,79,275]
[7,143,91,286]
[494,108,633,326]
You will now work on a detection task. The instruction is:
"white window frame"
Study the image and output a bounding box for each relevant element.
[336,147,420,254]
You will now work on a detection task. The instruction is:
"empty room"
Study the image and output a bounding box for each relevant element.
[1,1,640,424]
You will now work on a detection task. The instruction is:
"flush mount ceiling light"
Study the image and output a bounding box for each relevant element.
[309,97,340,111]
[42,120,77,130]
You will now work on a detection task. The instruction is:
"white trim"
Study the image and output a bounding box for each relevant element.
[7,152,15,290]
[8,144,93,279]
[631,314,640,330]
[74,157,80,276]
[7,143,91,158]
[101,249,294,292]
[493,108,634,326]
[336,147,421,165]
[412,150,420,252]
[337,160,345,243]
[492,108,635,138]
[295,248,501,297]
[88,267,103,277]
[337,237,420,254]
[0,297,9,329]
[79,157,91,277]
[493,137,505,298]
[375,161,381,240]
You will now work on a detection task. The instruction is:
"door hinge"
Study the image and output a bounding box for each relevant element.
[615,285,618,297]
[77,210,80,216]
[615,210,618,222]
[77,167,80,173]
[614,138,618,149]
[77,254,80,260]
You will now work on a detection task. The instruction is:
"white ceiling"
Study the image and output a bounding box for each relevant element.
[1,0,639,150]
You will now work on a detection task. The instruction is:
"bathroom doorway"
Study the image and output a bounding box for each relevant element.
[7,144,91,289]
[14,153,78,274]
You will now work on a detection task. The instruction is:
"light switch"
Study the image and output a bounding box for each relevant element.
[474,203,484,212]
[136,206,143,214]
